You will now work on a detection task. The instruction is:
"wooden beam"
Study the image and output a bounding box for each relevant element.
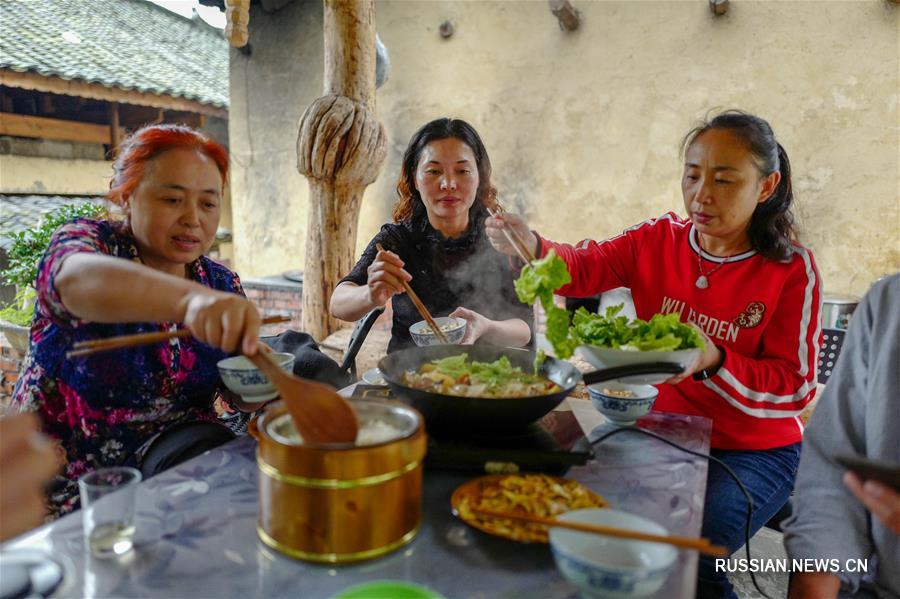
[108,102,121,153]
[0,70,228,119]
[0,112,111,144]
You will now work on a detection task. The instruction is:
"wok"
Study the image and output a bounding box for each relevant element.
[377,344,684,435]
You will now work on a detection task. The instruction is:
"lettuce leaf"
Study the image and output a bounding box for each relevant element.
[514,250,577,358]
[572,305,705,351]
[513,251,703,359]
[514,249,571,307]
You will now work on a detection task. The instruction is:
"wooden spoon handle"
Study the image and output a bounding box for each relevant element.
[375,242,449,343]
[246,350,283,380]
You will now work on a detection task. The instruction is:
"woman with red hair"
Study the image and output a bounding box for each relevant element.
[12,124,261,518]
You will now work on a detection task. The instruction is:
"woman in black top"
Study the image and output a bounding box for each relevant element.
[330,118,532,353]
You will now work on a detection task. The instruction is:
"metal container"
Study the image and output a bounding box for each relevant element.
[249,399,426,563]
[822,293,859,330]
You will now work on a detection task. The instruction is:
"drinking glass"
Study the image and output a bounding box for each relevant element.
[78,467,141,558]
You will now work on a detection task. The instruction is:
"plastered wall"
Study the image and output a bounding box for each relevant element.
[230,0,899,297]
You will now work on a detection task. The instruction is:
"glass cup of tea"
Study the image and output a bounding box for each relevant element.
[78,467,142,558]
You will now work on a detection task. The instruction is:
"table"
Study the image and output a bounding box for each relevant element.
[4,399,711,599]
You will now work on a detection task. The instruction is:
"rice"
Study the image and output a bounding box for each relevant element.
[273,416,404,446]
[356,419,402,445]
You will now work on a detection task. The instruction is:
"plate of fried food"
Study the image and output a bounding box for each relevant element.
[451,473,608,543]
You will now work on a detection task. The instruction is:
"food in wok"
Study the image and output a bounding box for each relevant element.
[402,353,561,398]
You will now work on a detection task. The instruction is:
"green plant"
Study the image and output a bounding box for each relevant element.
[0,288,35,327]
[2,202,106,289]
[1,202,106,325]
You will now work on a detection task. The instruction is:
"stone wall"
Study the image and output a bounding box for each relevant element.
[229,0,899,298]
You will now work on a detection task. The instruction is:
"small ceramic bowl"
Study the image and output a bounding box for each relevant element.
[549,508,677,598]
[362,367,387,386]
[587,381,658,426]
[217,352,295,403]
[409,317,467,346]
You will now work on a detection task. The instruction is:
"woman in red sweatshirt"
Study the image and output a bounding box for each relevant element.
[487,110,822,598]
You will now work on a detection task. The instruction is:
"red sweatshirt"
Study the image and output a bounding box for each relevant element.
[540,212,823,450]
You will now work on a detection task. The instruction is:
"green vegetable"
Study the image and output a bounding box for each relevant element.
[572,305,705,351]
[514,249,571,307]
[430,353,543,389]
[514,250,576,359]
[533,348,547,373]
[512,250,703,358]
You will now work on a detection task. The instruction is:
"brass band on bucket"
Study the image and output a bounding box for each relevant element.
[256,454,422,489]
[256,524,420,563]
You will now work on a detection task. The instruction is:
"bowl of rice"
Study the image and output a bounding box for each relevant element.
[409,317,467,346]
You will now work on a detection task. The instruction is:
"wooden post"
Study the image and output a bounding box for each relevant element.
[297,0,387,341]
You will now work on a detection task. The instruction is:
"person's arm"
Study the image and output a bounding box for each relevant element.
[0,413,59,542]
[486,212,638,298]
[54,254,260,354]
[788,572,841,599]
[38,221,260,354]
[449,307,531,347]
[330,246,411,322]
[694,250,822,419]
[782,272,876,595]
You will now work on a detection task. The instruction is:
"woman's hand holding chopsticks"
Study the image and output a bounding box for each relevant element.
[366,246,413,306]
[485,210,540,263]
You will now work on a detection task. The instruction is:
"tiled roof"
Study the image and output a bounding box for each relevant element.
[0,195,104,250]
[0,0,228,108]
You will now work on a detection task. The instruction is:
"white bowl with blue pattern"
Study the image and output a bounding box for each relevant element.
[217,352,296,403]
[587,382,658,426]
[409,316,467,346]
[550,508,677,598]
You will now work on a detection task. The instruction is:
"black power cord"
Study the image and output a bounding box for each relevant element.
[590,426,774,599]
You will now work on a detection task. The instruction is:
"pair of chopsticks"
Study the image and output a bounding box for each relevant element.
[473,507,729,557]
[375,242,448,343]
[486,206,537,264]
[67,315,291,358]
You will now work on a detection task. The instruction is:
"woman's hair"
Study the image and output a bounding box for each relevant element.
[392,118,497,224]
[107,124,229,207]
[682,110,797,262]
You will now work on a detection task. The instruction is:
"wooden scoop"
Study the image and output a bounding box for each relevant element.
[247,350,359,445]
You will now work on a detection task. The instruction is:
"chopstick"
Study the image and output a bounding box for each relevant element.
[487,206,537,264]
[472,507,730,557]
[375,242,449,344]
[67,315,291,358]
